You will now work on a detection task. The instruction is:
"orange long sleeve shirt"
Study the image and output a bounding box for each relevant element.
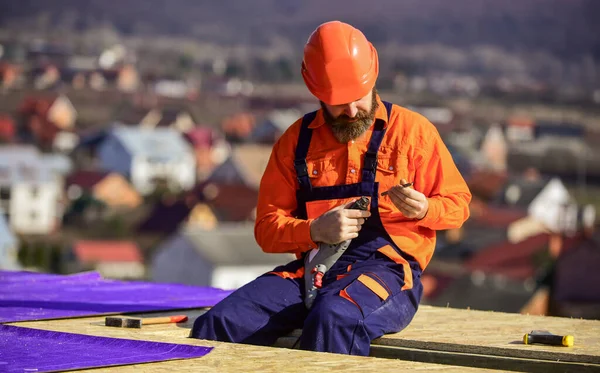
[254,96,472,270]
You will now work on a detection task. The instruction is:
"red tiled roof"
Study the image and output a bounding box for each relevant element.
[465,233,549,280]
[466,169,508,200]
[66,170,110,190]
[19,95,56,117]
[74,240,142,263]
[205,183,259,221]
[507,116,535,128]
[470,205,528,228]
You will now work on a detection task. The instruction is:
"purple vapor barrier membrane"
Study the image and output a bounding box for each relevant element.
[0,270,233,323]
[0,324,213,372]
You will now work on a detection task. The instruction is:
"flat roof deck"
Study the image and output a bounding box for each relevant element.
[9,305,600,372]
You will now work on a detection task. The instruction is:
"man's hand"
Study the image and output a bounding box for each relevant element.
[310,200,371,244]
[385,178,429,219]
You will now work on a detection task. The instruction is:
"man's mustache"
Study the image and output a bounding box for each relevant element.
[333,112,369,124]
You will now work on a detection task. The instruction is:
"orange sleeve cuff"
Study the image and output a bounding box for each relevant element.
[295,218,318,252]
[415,197,441,229]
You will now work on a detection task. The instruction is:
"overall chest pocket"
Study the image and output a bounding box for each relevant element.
[306,157,338,187]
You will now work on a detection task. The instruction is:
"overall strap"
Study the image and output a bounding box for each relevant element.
[294,111,317,192]
[383,101,393,120]
[362,101,393,182]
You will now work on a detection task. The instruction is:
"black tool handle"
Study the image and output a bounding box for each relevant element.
[528,334,563,345]
[524,333,573,347]
[348,196,370,211]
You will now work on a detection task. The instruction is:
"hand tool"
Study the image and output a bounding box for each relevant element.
[523,330,574,347]
[105,315,188,328]
[304,196,370,309]
[380,182,413,196]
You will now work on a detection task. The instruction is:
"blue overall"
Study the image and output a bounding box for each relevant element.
[191,102,423,355]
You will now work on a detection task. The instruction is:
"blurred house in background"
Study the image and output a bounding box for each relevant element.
[136,144,271,237]
[506,121,600,179]
[478,124,507,172]
[18,94,78,151]
[426,204,543,313]
[527,178,573,232]
[548,230,600,320]
[136,195,200,237]
[206,144,271,191]
[202,144,272,220]
[425,271,536,314]
[409,106,456,134]
[153,78,197,100]
[104,63,140,93]
[221,112,255,143]
[114,102,198,132]
[0,146,68,235]
[31,64,61,90]
[184,126,230,181]
[60,64,140,93]
[151,224,294,289]
[65,240,145,279]
[97,126,196,195]
[45,94,77,131]
[493,173,556,209]
[250,109,300,144]
[185,202,219,230]
[65,170,142,210]
[0,214,20,270]
[504,116,535,143]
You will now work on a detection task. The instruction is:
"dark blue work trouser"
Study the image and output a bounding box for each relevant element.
[190,253,423,355]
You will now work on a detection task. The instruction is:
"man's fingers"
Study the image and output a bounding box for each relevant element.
[388,188,419,207]
[389,193,418,216]
[345,209,371,219]
[390,185,425,207]
[381,179,428,220]
[398,194,421,209]
[397,187,419,199]
[386,184,413,197]
[392,195,414,213]
[342,215,366,227]
[345,217,365,226]
[394,204,413,217]
[336,229,360,242]
[346,232,359,240]
[345,225,361,234]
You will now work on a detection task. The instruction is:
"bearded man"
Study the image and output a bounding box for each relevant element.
[190,20,472,355]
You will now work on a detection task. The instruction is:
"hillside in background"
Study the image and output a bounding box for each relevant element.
[0,0,598,60]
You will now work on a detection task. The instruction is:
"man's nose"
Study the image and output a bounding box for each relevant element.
[343,103,358,118]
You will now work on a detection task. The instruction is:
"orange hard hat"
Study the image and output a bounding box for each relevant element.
[301,21,379,105]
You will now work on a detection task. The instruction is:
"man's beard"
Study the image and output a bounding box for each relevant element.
[321,90,379,143]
